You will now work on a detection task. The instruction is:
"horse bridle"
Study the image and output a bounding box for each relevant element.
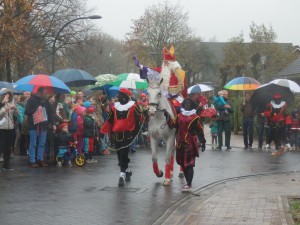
[149,102,159,109]
[148,85,163,112]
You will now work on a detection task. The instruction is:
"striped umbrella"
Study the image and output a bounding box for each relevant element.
[15,74,70,94]
[224,76,261,90]
[109,73,148,89]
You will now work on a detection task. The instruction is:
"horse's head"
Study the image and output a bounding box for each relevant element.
[147,78,163,116]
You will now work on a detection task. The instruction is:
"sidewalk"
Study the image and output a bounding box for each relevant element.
[155,126,299,225]
[203,124,247,149]
[160,172,300,225]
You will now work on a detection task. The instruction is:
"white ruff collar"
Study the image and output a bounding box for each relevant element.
[271,100,286,109]
[114,101,135,111]
[181,109,196,116]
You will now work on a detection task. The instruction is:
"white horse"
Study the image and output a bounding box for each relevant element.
[147,78,176,186]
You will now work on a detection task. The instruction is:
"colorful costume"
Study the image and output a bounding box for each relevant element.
[170,109,205,167]
[167,98,206,191]
[263,94,291,152]
[134,45,187,98]
[100,88,143,186]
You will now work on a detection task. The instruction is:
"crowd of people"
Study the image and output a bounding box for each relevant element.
[0,87,151,171]
[204,90,299,156]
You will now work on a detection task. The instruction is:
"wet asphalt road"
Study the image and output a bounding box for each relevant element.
[1,147,300,225]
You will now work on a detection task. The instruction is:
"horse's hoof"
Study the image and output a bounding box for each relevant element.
[163,179,171,186]
[178,171,184,178]
[156,170,164,178]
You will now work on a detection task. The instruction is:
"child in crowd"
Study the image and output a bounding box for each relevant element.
[209,115,218,149]
[289,109,300,151]
[214,91,229,116]
[56,123,77,167]
[83,103,99,163]
[165,98,206,192]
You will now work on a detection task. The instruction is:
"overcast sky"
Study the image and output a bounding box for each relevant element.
[86,0,300,45]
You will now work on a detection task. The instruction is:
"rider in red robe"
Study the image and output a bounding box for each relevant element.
[100,88,143,186]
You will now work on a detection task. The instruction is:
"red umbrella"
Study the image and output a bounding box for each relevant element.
[200,107,217,118]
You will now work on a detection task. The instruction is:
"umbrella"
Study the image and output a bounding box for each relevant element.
[15,74,71,94]
[224,76,261,90]
[51,69,96,87]
[250,83,294,113]
[0,82,22,94]
[93,74,118,87]
[108,86,120,98]
[200,107,217,118]
[0,81,15,90]
[89,74,118,91]
[270,79,300,93]
[109,73,148,89]
[188,84,214,94]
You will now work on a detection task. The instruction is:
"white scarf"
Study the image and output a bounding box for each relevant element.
[270,100,286,109]
[181,108,196,116]
[114,101,135,111]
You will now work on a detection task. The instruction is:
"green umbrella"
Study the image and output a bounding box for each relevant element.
[109,73,148,89]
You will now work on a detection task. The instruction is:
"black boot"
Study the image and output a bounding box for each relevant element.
[125,170,132,182]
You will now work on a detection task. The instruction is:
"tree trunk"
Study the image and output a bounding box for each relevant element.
[5,58,12,82]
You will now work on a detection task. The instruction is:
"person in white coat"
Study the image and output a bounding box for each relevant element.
[0,88,18,170]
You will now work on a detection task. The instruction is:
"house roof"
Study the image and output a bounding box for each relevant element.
[275,57,300,78]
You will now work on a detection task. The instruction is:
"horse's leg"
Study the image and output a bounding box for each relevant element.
[163,135,174,186]
[169,149,175,179]
[151,137,163,177]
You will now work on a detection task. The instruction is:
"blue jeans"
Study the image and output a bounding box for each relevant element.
[100,133,109,151]
[242,118,254,147]
[29,129,47,163]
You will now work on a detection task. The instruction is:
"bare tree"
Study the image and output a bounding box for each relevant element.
[124,0,193,68]
[64,33,129,75]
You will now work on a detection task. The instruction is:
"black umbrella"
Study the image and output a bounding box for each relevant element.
[51,69,96,87]
[250,83,294,113]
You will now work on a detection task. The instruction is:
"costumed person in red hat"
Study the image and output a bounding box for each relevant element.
[165,98,206,192]
[262,93,291,156]
[100,88,144,186]
[137,93,150,147]
[83,104,99,163]
[55,123,77,167]
[133,45,187,101]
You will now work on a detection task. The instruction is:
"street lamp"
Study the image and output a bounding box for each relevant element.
[51,15,102,73]
[260,55,266,83]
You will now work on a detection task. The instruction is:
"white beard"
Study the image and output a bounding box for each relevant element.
[160,64,171,91]
[160,61,181,92]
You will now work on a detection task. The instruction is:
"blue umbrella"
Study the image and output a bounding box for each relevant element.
[108,86,120,98]
[51,69,96,87]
